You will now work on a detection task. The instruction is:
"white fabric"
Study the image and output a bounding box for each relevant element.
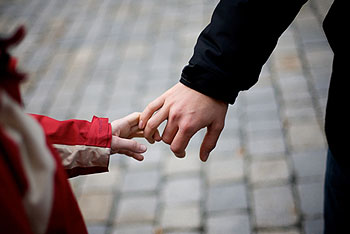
[53,144,110,169]
[0,91,55,234]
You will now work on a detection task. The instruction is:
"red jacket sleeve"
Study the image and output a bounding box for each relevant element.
[30,114,112,177]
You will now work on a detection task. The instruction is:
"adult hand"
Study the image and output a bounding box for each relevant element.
[111,112,147,161]
[139,83,228,162]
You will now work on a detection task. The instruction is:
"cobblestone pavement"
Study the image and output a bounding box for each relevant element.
[1,0,333,233]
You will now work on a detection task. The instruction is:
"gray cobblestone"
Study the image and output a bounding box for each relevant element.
[112,224,155,234]
[206,158,244,185]
[253,185,297,227]
[121,169,160,193]
[166,232,200,234]
[291,149,327,180]
[78,193,114,224]
[163,151,201,175]
[87,225,107,234]
[161,176,202,205]
[303,218,324,234]
[247,137,286,158]
[115,195,157,224]
[287,122,326,151]
[258,230,300,234]
[160,204,201,230]
[298,182,324,217]
[206,183,247,213]
[206,213,250,234]
[81,170,122,194]
[250,158,290,184]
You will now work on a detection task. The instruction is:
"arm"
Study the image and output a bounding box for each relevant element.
[31,113,146,177]
[181,0,307,104]
[140,0,307,161]
[31,114,113,176]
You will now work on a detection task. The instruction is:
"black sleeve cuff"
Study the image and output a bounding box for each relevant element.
[180,64,240,105]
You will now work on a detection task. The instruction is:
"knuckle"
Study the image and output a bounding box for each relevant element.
[143,105,153,116]
[213,122,225,132]
[132,111,141,118]
[168,112,179,122]
[181,121,195,135]
[147,98,160,111]
[162,136,172,145]
[168,108,182,122]
[131,141,138,149]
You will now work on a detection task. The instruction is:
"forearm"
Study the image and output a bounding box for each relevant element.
[30,114,112,177]
[181,0,308,104]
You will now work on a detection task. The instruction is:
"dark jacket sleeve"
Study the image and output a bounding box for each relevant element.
[180,0,308,104]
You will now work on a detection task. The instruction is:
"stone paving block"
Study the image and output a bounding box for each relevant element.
[87,225,107,234]
[166,232,200,234]
[214,135,241,152]
[161,176,202,205]
[248,137,286,158]
[206,183,247,213]
[274,49,302,74]
[245,106,281,123]
[250,158,290,184]
[160,204,201,230]
[297,182,324,217]
[206,213,250,234]
[304,48,333,70]
[78,193,113,223]
[246,127,284,142]
[277,75,309,97]
[283,106,318,124]
[245,86,276,106]
[296,16,326,44]
[222,113,239,131]
[69,176,85,198]
[282,91,314,110]
[126,143,165,169]
[316,0,333,18]
[258,230,300,234]
[246,101,279,114]
[297,2,314,20]
[276,30,298,50]
[81,170,121,194]
[115,195,157,224]
[207,149,243,162]
[253,185,297,227]
[303,218,324,234]
[291,149,326,180]
[121,169,159,193]
[112,224,155,234]
[246,119,283,134]
[163,153,201,175]
[287,122,326,151]
[206,158,244,185]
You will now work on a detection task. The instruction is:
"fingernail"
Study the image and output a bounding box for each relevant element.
[138,120,143,129]
[175,152,186,158]
[140,144,147,152]
[202,152,209,162]
[155,135,161,142]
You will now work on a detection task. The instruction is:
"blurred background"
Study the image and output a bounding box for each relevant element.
[0,0,333,233]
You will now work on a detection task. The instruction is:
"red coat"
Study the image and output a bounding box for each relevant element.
[1,27,112,234]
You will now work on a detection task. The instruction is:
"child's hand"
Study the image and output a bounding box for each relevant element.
[111,112,147,161]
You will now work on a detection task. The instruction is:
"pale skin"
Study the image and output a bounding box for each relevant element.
[110,112,147,161]
[139,83,228,162]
